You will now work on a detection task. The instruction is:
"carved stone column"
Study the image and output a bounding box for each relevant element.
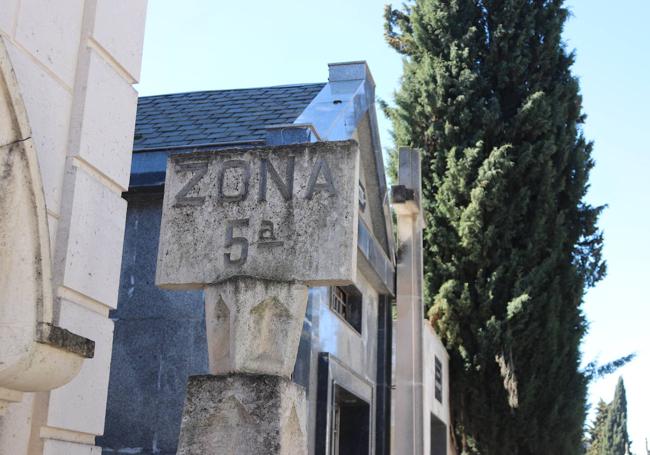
[156,141,360,454]
[203,279,308,377]
[178,280,309,454]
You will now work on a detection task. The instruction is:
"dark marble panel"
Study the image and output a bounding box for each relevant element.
[100,196,208,455]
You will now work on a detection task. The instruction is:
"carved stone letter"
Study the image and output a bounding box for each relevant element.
[223,218,249,266]
[174,160,208,207]
[218,159,251,202]
[305,158,336,200]
[258,156,295,202]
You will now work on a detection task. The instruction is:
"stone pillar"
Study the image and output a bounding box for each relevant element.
[203,279,307,377]
[177,279,309,454]
[156,141,360,454]
[178,374,307,455]
[392,147,425,455]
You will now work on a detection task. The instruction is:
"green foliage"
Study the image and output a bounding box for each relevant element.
[384,1,606,453]
[586,378,632,455]
[585,354,636,382]
[602,378,632,454]
[586,400,610,455]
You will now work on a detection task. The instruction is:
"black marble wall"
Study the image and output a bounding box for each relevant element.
[99,194,208,455]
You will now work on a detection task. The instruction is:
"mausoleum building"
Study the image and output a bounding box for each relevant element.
[99,62,451,455]
[0,2,147,454]
[1,6,451,448]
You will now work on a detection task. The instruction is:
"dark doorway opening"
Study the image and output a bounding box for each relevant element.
[333,386,370,455]
[430,413,447,455]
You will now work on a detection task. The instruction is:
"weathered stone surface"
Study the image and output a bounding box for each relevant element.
[0,37,87,402]
[178,374,307,455]
[35,322,95,359]
[1,0,147,450]
[156,140,360,288]
[205,278,308,378]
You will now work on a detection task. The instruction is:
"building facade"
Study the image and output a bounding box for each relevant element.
[1,5,450,451]
[99,62,451,455]
[100,62,399,455]
[0,2,147,454]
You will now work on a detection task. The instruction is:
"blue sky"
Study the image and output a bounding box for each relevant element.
[137,0,649,449]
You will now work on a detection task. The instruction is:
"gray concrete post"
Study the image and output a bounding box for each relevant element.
[392,147,425,455]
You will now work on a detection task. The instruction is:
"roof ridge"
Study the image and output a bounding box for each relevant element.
[138,82,326,100]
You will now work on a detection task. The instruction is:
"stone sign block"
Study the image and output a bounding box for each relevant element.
[156,140,360,288]
[177,374,307,455]
[204,278,308,378]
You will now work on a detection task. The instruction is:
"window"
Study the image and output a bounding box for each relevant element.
[435,356,443,403]
[330,286,362,333]
[331,287,348,320]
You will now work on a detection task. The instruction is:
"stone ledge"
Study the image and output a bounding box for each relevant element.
[35,322,95,359]
[391,184,415,204]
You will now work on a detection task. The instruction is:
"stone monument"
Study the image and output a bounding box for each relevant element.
[156,140,360,454]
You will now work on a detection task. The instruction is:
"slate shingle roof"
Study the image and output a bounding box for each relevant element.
[133,83,325,151]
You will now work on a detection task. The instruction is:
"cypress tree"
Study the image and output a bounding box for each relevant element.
[602,378,631,454]
[586,400,610,455]
[384,1,605,453]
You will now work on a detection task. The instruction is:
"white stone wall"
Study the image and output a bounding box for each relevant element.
[423,321,452,455]
[0,1,147,453]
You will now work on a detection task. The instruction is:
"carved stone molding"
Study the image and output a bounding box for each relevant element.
[204,278,308,378]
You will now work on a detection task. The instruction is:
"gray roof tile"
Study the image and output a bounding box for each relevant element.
[133,82,325,150]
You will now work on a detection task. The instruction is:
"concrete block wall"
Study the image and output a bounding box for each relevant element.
[0,1,147,453]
